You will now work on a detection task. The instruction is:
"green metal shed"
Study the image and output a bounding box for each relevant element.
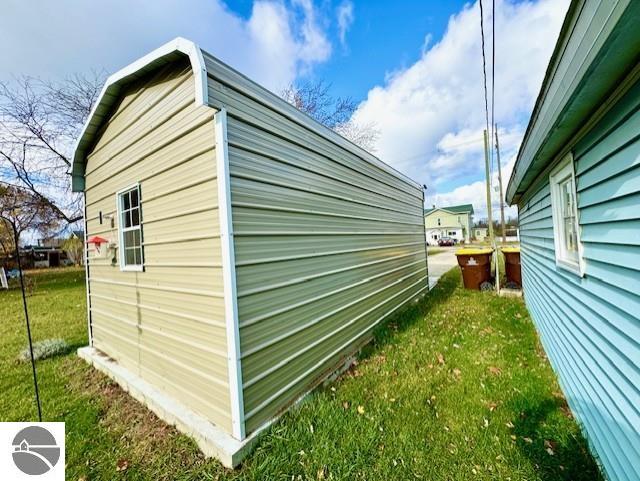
[73,37,428,467]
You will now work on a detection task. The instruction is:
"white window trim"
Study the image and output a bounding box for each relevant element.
[549,153,585,276]
[116,183,144,272]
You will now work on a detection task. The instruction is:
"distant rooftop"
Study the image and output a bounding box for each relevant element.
[424,204,474,216]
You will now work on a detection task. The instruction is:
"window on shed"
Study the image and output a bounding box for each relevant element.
[117,185,144,271]
[437,218,441,226]
[549,154,583,275]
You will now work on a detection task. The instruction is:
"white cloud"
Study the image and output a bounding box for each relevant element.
[336,1,355,47]
[353,0,568,216]
[429,155,518,221]
[0,0,332,92]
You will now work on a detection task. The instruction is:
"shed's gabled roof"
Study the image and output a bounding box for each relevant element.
[506,0,640,205]
[71,38,208,191]
[424,204,474,216]
[72,38,420,193]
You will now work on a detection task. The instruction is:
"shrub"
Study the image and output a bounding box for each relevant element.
[18,338,70,362]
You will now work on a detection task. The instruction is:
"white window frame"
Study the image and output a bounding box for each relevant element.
[549,154,584,276]
[116,183,144,272]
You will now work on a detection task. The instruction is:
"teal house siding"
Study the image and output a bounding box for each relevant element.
[509,2,640,479]
[519,78,640,479]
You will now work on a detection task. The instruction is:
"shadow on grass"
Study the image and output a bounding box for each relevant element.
[360,267,460,361]
[508,395,603,480]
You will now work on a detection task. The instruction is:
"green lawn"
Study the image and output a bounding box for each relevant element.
[0,268,602,480]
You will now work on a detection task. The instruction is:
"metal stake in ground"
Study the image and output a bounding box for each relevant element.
[0,215,42,421]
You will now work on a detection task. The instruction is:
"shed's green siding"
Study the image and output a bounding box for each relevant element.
[84,59,232,433]
[201,53,428,434]
[518,75,640,481]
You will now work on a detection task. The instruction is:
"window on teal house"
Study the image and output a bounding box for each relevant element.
[549,154,584,276]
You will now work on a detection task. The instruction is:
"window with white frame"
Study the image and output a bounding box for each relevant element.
[549,154,583,275]
[117,185,144,271]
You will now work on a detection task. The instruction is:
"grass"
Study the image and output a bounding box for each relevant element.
[0,267,602,480]
[427,247,446,256]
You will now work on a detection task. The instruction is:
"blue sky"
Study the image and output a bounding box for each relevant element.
[280,0,469,102]
[1,0,568,219]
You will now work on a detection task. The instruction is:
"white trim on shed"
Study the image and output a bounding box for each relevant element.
[72,37,208,192]
[215,109,246,440]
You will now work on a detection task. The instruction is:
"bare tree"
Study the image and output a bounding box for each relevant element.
[282,80,379,153]
[0,72,104,230]
[0,183,61,253]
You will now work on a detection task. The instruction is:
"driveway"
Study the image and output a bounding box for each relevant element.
[427,247,458,289]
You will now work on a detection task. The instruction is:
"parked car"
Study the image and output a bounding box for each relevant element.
[438,237,456,247]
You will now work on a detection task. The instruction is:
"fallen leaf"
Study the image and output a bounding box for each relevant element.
[505,421,515,428]
[357,405,365,415]
[453,368,462,377]
[342,401,350,410]
[560,406,573,419]
[487,402,497,412]
[488,366,502,376]
[523,437,533,444]
[546,447,555,456]
[116,459,129,472]
[437,353,446,365]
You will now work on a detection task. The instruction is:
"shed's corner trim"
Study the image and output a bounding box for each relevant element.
[215,108,246,440]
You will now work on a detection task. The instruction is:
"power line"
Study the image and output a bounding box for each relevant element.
[478,0,491,139]
[490,0,496,182]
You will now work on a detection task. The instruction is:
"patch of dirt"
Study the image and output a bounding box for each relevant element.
[65,358,198,463]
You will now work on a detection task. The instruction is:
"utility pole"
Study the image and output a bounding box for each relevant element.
[483,129,494,244]
[495,124,506,244]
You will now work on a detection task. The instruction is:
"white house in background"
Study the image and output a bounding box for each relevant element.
[424,204,474,245]
[474,227,489,241]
